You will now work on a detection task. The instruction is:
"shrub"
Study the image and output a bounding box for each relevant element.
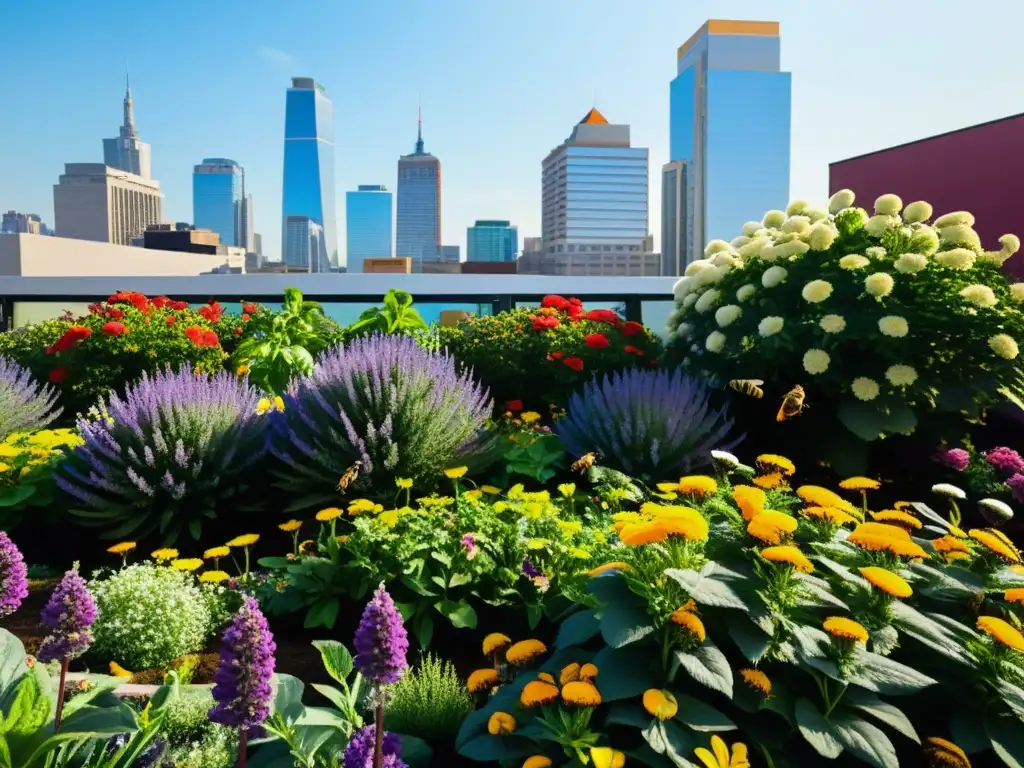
[436,296,662,411]
[384,653,473,739]
[0,357,60,440]
[161,688,237,768]
[89,562,215,669]
[273,333,491,507]
[0,428,82,530]
[56,365,268,543]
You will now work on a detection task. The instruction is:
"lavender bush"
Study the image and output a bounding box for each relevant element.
[0,532,27,617]
[555,368,739,482]
[273,334,491,506]
[0,356,60,440]
[57,365,268,543]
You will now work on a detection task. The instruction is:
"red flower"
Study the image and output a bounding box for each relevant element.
[184,325,205,345]
[46,325,92,354]
[165,315,176,326]
[506,400,524,412]
[101,321,127,336]
[150,296,170,309]
[108,291,150,313]
[107,308,125,320]
[531,315,560,332]
[234,326,243,336]
[48,368,68,384]
[624,345,644,356]
[241,313,251,322]
[584,309,621,325]
[565,300,585,321]
[541,295,570,311]
[243,302,258,316]
[169,300,189,311]
[199,301,223,323]
[563,356,584,372]
[621,321,644,336]
[203,330,220,347]
[584,333,609,349]
[549,351,564,360]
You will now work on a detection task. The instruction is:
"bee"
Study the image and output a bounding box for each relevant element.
[336,461,362,493]
[776,385,807,422]
[571,452,599,474]
[728,379,764,399]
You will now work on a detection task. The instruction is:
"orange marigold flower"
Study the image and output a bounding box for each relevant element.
[932,536,970,554]
[756,454,795,475]
[506,639,547,665]
[467,668,499,693]
[559,663,580,685]
[802,505,857,526]
[923,737,971,768]
[520,680,560,708]
[870,510,922,530]
[537,672,556,685]
[823,616,869,643]
[643,689,679,719]
[797,485,857,513]
[752,472,784,490]
[893,501,913,511]
[851,522,911,540]
[671,609,706,642]
[1005,588,1024,604]
[747,510,798,545]
[848,532,929,559]
[977,615,1024,651]
[732,485,766,521]
[969,529,1022,563]
[619,520,669,546]
[524,757,553,768]
[740,668,771,696]
[488,712,516,735]
[562,680,602,707]
[677,475,718,497]
[579,663,598,682]
[653,507,710,541]
[760,545,814,572]
[587,561,631,577]
[839,476,881,491]
[859,566,913,598]
[483,633,512,656]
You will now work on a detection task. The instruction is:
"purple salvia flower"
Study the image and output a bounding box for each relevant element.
[462,534,475,552]
[522,558,541,579]
[343,726,405,768]
[935,447,971,472]
[0,356,61,440]
[0,532,28,617]
[985,447,1024,476]
[37,566,97,662]
[209,596,276,733]
[353,584,409,686]
[1007,473,1024,503]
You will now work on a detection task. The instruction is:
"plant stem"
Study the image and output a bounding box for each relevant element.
[374,703,384,768]
[238,729,247,768]
[54,658,69,729]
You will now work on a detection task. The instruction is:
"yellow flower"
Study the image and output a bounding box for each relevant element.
[273,396,285,411]
[587,561,631,577]
[760,545,814,572]
[677,476,718,497]
[526,538,551,550]
[849,532,929,559]
[557,519,583,537]
[256,397,272,415]
[989,333,1019,360]
[315,508,344,522]
[933,536,970,555]
[520,680,560,708]
[752,472,784,490]
[756,454,795,475]
[481,485,502,495]
[444,466,468,479]
[567,547,591,560]
[657,482,680,493]
[802,505,857,526]
[852,521,911,540]
[969,529,1021,563]
[109,661,133,679]
[562,680,602,707]
[523,757,553,768]
[579,663,598,681]
[521,411,542,423]
[199,570,230,584]
[226,534,259,547]
[506,639,547,665]
[106,542,137,555]
[977,615,1024,651]
[694,735,750,768]
[823,616,869,643]
[739,669,771,696]
[277,520,302,533]
[483,633,512,656]
[732,485,766,521]
[643,689,678,719]
[348,498,376,515]
[869,510,922,530]
[170,558,203,572]
[652,507,710,542]
[747,510,798,545]
[557,483,576,498]
[797,486,857,513]
[590,747,626,768]
[671,609,706,642]
[559,663,580,685]
[1005,588,1024,604]
[487,712,516,736]
[395,477,413,489]
[463,489,483,502]
[859,566,913,598]
[236,364,249,376]
[619,521,669,546]
[923,737,971,768]
[839,476,881,491]
[151,548,179,561]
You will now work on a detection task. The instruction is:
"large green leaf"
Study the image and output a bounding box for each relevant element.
[794,698,843,759]
[842,688,919,743]
[459,735,536,762]
[672,692,736,732]
[837,400,885,441]
[665,564,746,610]
[832,712,899,768]
[849,648,938,696]
[795,573,849,610]
[270,674,307,724]
[600,604,655,648]
[728,618,772,664]
[888,602,976,666]
[988,713,1024,768]
[434,599,477,629]
[555,608,600,649]
[592,646,661,702]
[587,571,637,606]
[311,640,354,685]
[671,641,733,697]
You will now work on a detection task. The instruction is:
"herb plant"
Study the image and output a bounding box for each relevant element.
[384,654,473,739]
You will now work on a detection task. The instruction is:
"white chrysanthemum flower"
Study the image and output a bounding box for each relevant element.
[738,237,771,259]
[807,223,837,251]
[909,225,940,255]
[828,189,856,213]
[1001,234,1021,256]
[693,264,726,287]
[762,265,788,288]
[758,316,784,337]
[705,331,726,353]
[803,349,830,375]
[885,364,918,387]
[878,316,909,338]
[742,221,763,237]
[675,322,692,338]
[932,483,967,500]
[980,251,1009,267]
[820,314,846,333]
[715,304,742,327]
[801,279,833,303]
[865,214,900,237]
[865,272,895,297]
[694,289,721,314]
[786,200,810,216]
[685,260,711,277]
[874,194,903,216]
[704,240,733,258]
[672,276,694,299]
[935,248,977,270]
[711,450,740,469]
[959,284,998,308]
[682,293,698,310]
[1011,283,1024,303]
[762,210,787,229]
[713,253,741,270]
[895,253,928,274]
[804,207,829,223]
[666,309,683,331]
[841,207,870,228]
[865,246,887,260]
[979,498,1014,524]
[939,225,982,251]
[934,211,975,228]
[759,245,781,262]
[902,201,933,224]
[730,235,752,249]
[989,333,1019,360]
[736,284,756,302]
[839,254,870,270]
[851,377,880,402]
[782,216,811,235]
[775,240,811,257]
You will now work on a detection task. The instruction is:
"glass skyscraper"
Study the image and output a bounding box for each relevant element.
[193,158,243,246]
[667,20,791,271]
[285,215,327,272]
[467,220,518,262]
[282,77,337,270]
[345,185,393,273]
[396,113,441,272]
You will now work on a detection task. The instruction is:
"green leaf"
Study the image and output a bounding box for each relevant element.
[837,400,885,441]
[728,619,772,664]
[395,734,432,768]
[304,598,340,629]
[877,401,918,436]
[908,562,984,596]
[600,604,655,648]
[950,711,991,755]
[842,688,919,743]
[587,572,637,606]
[270,674,306,723]
[849,648,938,696]
[458,735,536,762]
[888,602,976,666]
[795,573,849,609]
[671,641,733,697]
[794,698,843,759]
[665,564,746,610]
[555,609,600,650]
[310,683,349,713]
[0,485,36,508]
[311,640,353,685]
[870,625,900,657]
[831,712,899,768]
[413,613,434,649]
[434,599,477,629]
[592,645,661,702]
[0,673,49,739]
[605,703,653,729]
[673,692,736,732]
[988,713,1024,768]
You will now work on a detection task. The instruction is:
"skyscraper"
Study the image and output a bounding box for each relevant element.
[667,20,791,271]
[467,220,518,262]
[396,110,441,272]
[285,215,327,273]
[239,193,255,253]
[281,77,337,270]
[103,75,152,179]
[53,163,162,245]
[193,158,244,246]
[345,185,392,273]
[661,160,690,276]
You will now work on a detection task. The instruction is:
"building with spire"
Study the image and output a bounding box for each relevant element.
[103,74,152,179]
[396,109,442,272]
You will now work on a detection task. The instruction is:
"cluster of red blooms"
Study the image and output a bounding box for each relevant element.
[530,294,654,371]
[185,325,219,347]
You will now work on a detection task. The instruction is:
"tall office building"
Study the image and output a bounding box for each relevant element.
[661,160,690,276]
[467,220,518,262]
[285,215,327,272]
[396,110,441,272]
[193,158,245,246]
[53,163,162,245]
[103,75,152,179]
[345,185,392,273]
[239,193,255,253]
[281,77,337,269]
[541,109,650,260]
[667,19,791,271]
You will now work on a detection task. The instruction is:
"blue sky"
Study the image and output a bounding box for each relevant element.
[2,0,1022,263]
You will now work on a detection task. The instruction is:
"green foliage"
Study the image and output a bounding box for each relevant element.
[0,428,82,530]
[89,563,215,669]
[160,688,237,768]
[498,425,566,485]
[384,654,473,739]
[347,289,427,337]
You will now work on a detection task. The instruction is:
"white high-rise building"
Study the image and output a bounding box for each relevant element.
[103,75,152,180]
[53,163,162,245]
[284,215,327,272]
[238,192,255,252]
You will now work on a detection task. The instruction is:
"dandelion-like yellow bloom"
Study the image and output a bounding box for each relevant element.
[201,546,229,560]
[487,712,516,735]
[643,689,679,719]
[756,454,795,475]
[677,476,718,497]
[562,680,602,707]
[747,510,798,545]
[559,663,580,685]
[740,669,771,696]
[752,473,784,490]
[315,508,343,522]
[444,466,469,479]
[732,485,766,522]
[671,609,706,642]
[802,506,857,526]
[579,663,598,682]
[106,541,137,555]
[226,534,259,547]
[656,481,680,493]
[839,477,881,491]
[923,737,972,768]
[590,747,627,768]
[976,615,1024,651]
[760,546,814,572]
[797,486,856,513]
[520,679,560,708]
[587,561,631,577]
[523,757,553,768]
[467,668,499,693]
[537,672,556,685]
[870,510,922,530]
[932,536,970,555]
[849,532,929,559]
[521,411,542,423]
[557,483,576,500]
[859,566,913,598]
[1004,588,1024,604]
[236,364,250,376]
[969,529,1021,563]
[199,570,230,584]
[479,484,502,496]
[151,548,179,561]
[506,639,547,666]
[170,558,203,572]
[823,616,869,643]
[256,398,273,415]
[619,521,669,546]
[482,633,512,657]
[277,520,302,533]
[694,735,750,768]
[653,507,710,542]
[557,520,583,538]
[109,661,133,679]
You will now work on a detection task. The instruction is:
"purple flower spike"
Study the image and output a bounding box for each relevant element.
[209,596,276,732]
[936,447,971,472]
[37,567,97,662]
[354,584,408,686]
[1007,473,1024,503]
[0,533,28,617]
[343,725,405,768]
[985,447,1024,476]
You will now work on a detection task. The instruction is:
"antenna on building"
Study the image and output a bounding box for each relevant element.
[415,94,424,154]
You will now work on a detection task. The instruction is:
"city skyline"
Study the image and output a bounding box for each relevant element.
[1,0,1021,264]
